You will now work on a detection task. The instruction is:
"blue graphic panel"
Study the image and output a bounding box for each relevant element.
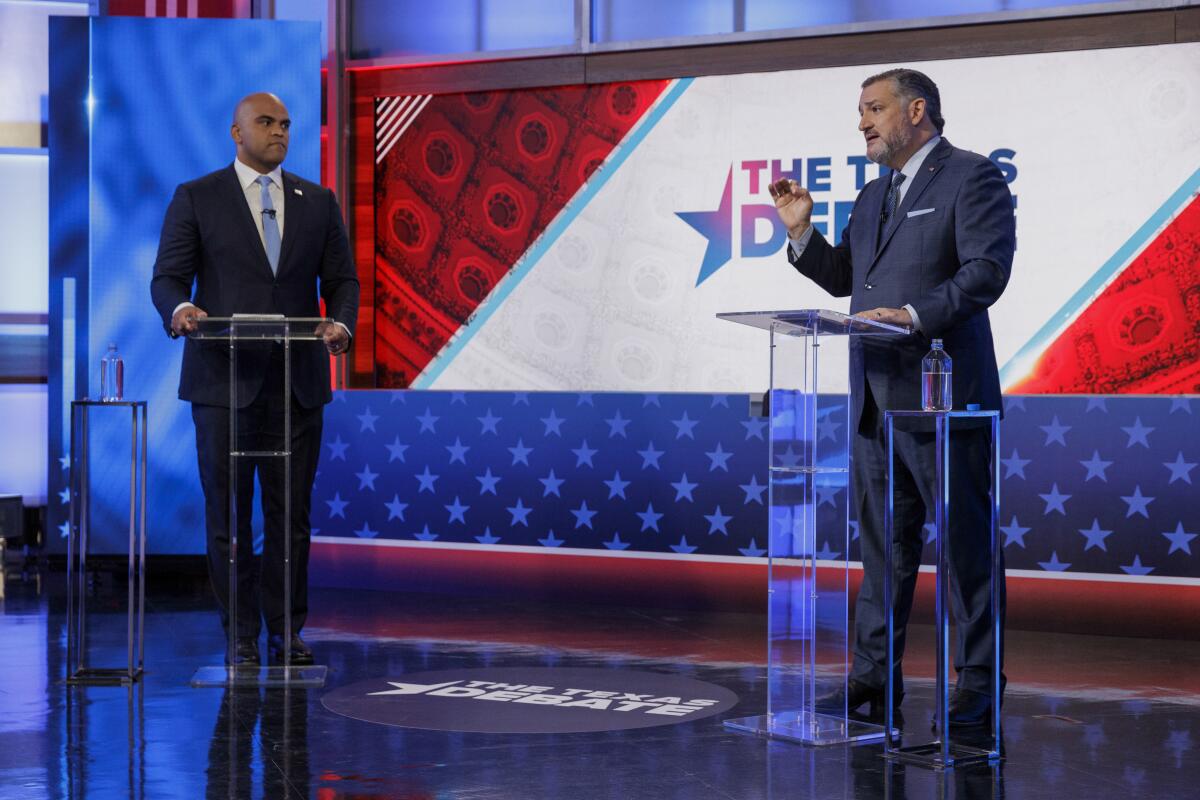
[315,392,770,556]
[316,392,1199,580]
[48,17,321,554]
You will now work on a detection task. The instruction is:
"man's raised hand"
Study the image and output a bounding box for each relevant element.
[767,178,814,240]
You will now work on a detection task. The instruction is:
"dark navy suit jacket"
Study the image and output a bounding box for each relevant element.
[789,138,1015,431]
[150,165,359,409]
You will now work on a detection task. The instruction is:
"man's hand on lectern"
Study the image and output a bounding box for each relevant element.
[855,307,913,327]
[316,321,350,356]
[171,305,208,337]
[767,178,814,240]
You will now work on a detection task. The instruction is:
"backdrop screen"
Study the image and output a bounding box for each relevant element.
[372,44,1200,395]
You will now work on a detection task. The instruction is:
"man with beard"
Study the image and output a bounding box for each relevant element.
[769,69,1014,726]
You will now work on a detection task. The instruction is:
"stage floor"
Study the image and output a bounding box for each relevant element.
[1,573,1197,799]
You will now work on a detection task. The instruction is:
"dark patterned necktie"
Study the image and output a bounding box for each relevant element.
[882,171,907,226]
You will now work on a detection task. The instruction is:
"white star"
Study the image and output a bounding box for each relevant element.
[325,493,348,518]
[477,408,501,435]
[1039,415,1071,446]
[1079,450,1112,482]
[1038,483,1071,515]
[705,442,733,471]
[741,418,767,441]
[507,438,533,465]
[636,442,663,469]
[538,469,564,497]
[739,474,766,505]
[1162,522,1197,555]
[636,502,663,532]
[605,410,630,438]
[1120,485,1154,519]
[1000,449,1031,479]
[445,496,469,524]
[1163,452,1196,485]
[704,505,732,535]
[1121,417,1154,448]
[1001,516,1030,548]
[384,495,407,521]
[385,437,408,462]
[355,464,378,491]
[415,466,439,493]
[325,435,349,461]
[671,411,699,439]
[1038,551,1070,571]
[445,437,470,465]
[354,522,378,539]
[356,408,379,432]
[540,409,565,436]
[476,468,501,496]
[572,440,597,468]
[1078,519,1113,552]
[671,473,698,502]
[603,471,630,499]
[416,408,439,433]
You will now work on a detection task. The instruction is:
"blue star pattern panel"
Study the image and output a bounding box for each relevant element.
[317,391,768,556]
[317,392,1199,579]
[996,395,1197,579]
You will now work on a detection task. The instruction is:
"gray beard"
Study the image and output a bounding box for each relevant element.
[868,130,911,167]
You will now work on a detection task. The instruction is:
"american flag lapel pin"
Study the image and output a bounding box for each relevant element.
[294,188,303,195]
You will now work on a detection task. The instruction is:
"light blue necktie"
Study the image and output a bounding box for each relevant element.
[257,175,281,274]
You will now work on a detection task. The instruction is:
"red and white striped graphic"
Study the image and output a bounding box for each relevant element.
[375,94,433,165]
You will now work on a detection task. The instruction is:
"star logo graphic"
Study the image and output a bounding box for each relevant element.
[676,166,733,287]
[1078,519,1113,552]
[1162,522,1197,555]
[672,473,699,502]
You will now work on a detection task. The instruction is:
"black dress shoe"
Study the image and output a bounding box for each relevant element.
[268,634,314,666]
[226,637,260,666]
[815,679,902,719]
[944,688,993,727]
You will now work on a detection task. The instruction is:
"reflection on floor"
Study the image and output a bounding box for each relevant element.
[1,572,1197,799]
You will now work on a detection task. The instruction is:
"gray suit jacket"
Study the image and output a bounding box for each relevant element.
[790,138,1015,432]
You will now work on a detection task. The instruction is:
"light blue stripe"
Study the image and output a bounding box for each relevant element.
[412,77,696,389]
[62,278,76,449]
[999,166,1200,388]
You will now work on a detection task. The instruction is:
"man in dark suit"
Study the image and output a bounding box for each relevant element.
[150,92,359,666]
[769,69,1014,725]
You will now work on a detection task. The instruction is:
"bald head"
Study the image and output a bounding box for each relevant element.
[231,92,290,174]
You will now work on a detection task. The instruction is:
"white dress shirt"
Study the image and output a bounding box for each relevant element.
[233,157,286,249]
[788,135,942,331]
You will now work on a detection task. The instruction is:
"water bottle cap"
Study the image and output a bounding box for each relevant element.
[967,403,980,411]
[932,338,943,346]
[108,342,117,349]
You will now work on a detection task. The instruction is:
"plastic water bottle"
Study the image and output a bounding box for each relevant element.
[100,343,124,402]
[922,339,952,411]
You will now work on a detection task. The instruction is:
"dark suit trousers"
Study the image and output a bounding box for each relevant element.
[191,349,323,638]
[851,389,1005,695]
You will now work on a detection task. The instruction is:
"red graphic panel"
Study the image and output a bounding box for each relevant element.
[1009,197,1200,394]
[374,81,671,388]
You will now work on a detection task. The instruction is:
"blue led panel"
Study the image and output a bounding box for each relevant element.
[48,17,321,554]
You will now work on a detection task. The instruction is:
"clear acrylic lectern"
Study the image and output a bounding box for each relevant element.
[188,316,330,688]
[718,309,908,745]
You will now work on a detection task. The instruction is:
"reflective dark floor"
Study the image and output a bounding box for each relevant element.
[1,571,1198,799]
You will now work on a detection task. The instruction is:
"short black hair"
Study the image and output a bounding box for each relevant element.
[862,68,944,134]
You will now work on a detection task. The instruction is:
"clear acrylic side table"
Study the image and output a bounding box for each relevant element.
[67,399,147,685]
[882,409,1002,768]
